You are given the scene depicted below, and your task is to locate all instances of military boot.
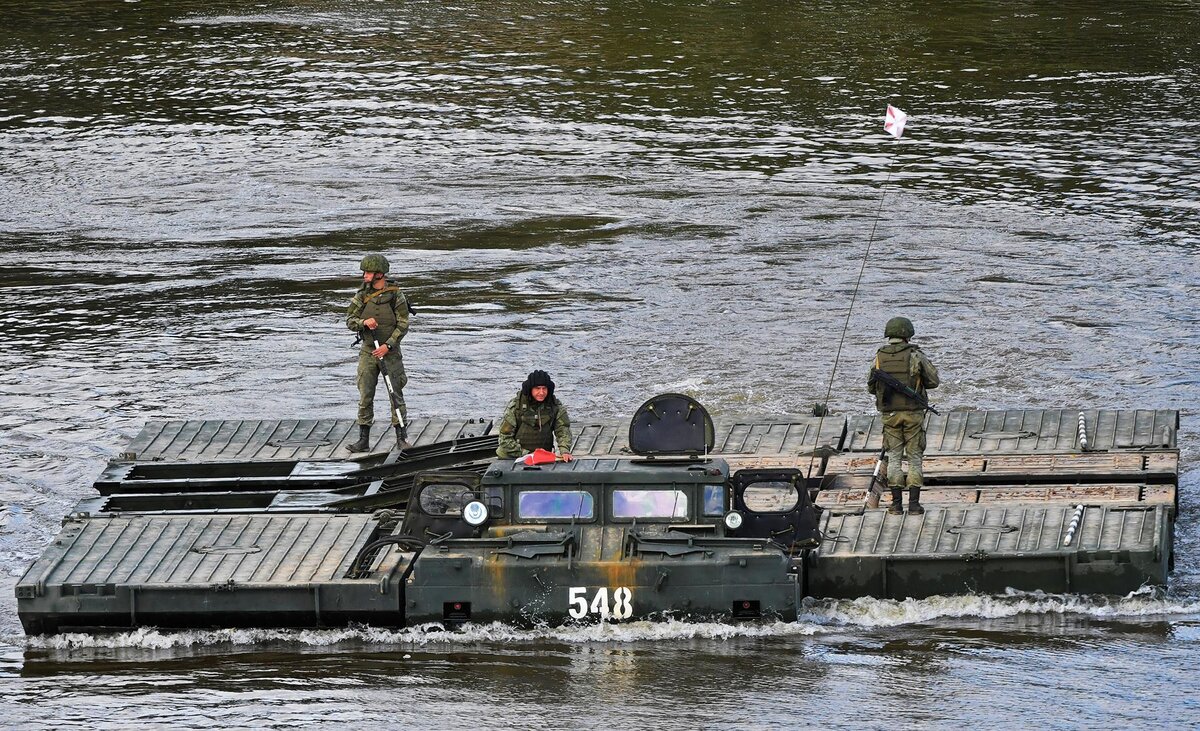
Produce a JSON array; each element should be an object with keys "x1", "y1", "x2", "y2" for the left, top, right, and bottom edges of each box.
[
  {"x1": 395, "y1": 424, "x2": 411, "y2": 451},
  {"x1": 888, "y1": 488, "x2": 904, "y2": 515},
  {"x1": 347, "y1": 424, "x2": 371, "y2": 452},
  {"x1": 908, "y1": 487, "x2": 925, "y2": 515}
]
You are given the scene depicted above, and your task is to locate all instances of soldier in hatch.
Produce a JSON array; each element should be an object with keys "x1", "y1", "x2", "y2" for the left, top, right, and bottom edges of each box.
[
  {"x1": 496, "y1": 370, "x2": 574, "y2": 461},
  {"x1": 346, "y1": 254, "x2": 410, "y2": 452},
  {"x1": 867, "y1": 317, "x2": 940, "y2": 515}
]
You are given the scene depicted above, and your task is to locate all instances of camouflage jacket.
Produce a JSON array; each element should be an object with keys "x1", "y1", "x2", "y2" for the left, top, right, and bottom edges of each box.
[
  {"x1": 867, "y1": 340, "x2": 940, "y2": 412},
  {"x1": 496, "y1": 394, "x2": 573, "y2": 458},
  {"x1": 346, "y1": 281, "x2": 409, "y2": 351}
]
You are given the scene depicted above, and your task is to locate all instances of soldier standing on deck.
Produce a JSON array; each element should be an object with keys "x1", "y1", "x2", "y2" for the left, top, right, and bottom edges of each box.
[
  {"x1": 346, "y1": 254, "x2": 410, "y2": 452},
  {"x1": 496, "y1": 370, "x2": 574, "y2": 461},
  {"x1": 867, "y1": 317, "x2": 940, "y2": 515}
]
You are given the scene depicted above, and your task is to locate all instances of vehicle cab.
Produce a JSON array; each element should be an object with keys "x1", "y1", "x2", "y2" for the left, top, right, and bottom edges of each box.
[{"x1": 396, "y1": 394, "x2": 806, "y2": 625}]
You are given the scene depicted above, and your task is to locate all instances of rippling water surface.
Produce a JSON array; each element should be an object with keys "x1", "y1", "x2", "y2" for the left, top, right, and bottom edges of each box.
[{"x1": 1, "y1": 1, "x2": 1199, "y2": 728}]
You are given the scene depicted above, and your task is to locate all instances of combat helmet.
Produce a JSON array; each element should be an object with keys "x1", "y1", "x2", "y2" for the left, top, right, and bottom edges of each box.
[
  {"x1": 360, "y1": 253, "x2": 390, "y2": 275},
  {"x1": 884, "y1": 316, "x2": 915, "y2": 340}
]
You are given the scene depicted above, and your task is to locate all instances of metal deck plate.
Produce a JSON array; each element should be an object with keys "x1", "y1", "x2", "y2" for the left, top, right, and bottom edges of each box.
[
  {"x1": 121, "y1": 410, "x2": 1178, "y2": 462},
  {"x1": 808, "y1": 503, "x2": 1170, "y2": 598},
  {"x1": 122, "y1": 417, "x2": 492, "y2": 462},
  {"x1": 572, "y1": 417, "x2": 848, "y2": 457},
  {"x1": 816, "y1": 483, "x2": 1177, "y2": 511},
  {"x1": 818, "y1": 504, "x2": 1164, "y2": 558},
  {"x1": 845, "y1": 409, "x2": 1178, "y2": 454},
  {"x1": 18, "y1": 513, "x2": 405, "y2": 593},
  {"x1": 822, "y1": 451, "x2": 1180, "y2": 486}
]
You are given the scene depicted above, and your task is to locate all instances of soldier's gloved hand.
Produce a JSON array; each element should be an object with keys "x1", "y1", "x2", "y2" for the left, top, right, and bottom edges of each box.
[
  {"x1": 363, "y1": 318, "x2": 378, "y2": 329},
  {"x1": 372, "y1": 343, "x2": 389, "y2": 358}
]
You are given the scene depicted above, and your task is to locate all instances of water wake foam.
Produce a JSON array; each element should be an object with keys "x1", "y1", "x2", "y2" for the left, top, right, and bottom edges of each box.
[
  {"x1": 22, "y1": 618, "x2": 822, "y2": 651},
  {"x1": 19, "y1": 591, "x2": 1200, "y2": 651},
  {"x1": 802, "y1": 589, "x2": 1200, "y2": 627}
]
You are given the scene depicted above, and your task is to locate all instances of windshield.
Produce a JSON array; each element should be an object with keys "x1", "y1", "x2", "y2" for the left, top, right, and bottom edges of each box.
[
  {"x1": 518, "y1": 490, "x2": 594, "y2": 520},
  {"x1": 612, "y1": 489, "x2": 689, "y2": 519}
]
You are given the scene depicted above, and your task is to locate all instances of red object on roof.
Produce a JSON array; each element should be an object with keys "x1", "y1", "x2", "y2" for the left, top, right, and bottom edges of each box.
[{"x1": 519, "y1": 448, "x2": 558, "y2": 466}]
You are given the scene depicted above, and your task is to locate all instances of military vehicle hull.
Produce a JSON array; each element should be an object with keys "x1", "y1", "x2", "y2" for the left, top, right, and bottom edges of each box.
[
  {"x1": 16, "y1": 517, "x2": 800, "y2": 634},
  {"x1": 16, "y1": 408, "x2": 1181, "y2": 635},
  {"x1": 404, "y1": 544, "x2": 799, "y2": 625}
]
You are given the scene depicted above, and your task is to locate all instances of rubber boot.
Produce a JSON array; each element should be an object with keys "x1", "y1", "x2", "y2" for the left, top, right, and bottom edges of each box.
[
  {"x1": 395, "y1": 424, "x2": 411, "y2": 451},
  {"x1": 888, "y1": 488, "x2": 904, "y2": 515},
  {"x1": 347, "y1": 424, "x2": 371, "y2": 452},
  {"x1": 908, "y1": 487, "x2": 925, "y2": 515}
]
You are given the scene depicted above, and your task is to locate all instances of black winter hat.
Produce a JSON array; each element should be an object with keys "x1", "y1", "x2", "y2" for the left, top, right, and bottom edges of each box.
[{"x1": 521, "y1": 370, "x2": 555, "y2": 400}]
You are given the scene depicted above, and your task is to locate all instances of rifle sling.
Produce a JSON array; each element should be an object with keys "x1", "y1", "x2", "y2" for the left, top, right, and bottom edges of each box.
[{"x1": 363, "y1": 286, "x2": 400, "y2": 303}]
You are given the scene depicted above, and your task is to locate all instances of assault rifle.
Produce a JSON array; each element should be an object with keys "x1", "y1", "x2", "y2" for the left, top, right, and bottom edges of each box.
[
  {"x1": 869, "y1": 368, "x2": 939, "y2": 415},
  {"x1": 364, "y1": 327, "x2": 408, "y2": 441}
]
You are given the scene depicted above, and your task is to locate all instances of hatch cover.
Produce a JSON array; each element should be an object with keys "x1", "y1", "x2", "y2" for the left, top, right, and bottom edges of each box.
[{"x1": 628, "y1": 393, "x2": 715, "y2": 457}]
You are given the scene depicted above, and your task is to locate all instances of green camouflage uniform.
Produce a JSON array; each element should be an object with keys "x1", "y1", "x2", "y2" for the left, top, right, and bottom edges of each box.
[
  {"x1": 867, "y1": 340, "x2": 940, "y2": 488},
  {"x1": 496, "y1": 393, "x2": 573, "y2": 458},
  {"x1": 346, "y1": 282, "x2": 409, "y2": 426}
]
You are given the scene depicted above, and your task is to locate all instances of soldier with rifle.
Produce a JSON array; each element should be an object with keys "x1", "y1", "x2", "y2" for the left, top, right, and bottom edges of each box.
[
  {"x1": 346, "y1": 253, "x2": 411, "y2": 452},
  {"x1": 867, "y1": 316, "x2": 940, "y2": 515}
]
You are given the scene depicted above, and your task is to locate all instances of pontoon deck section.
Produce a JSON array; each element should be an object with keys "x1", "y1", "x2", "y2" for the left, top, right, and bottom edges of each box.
[{"x1": 16, "y1": 409, "x2": 1179, "y2": 633}]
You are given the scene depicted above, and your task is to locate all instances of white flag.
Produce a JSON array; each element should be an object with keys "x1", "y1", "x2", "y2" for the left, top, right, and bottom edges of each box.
[{"x1": 884, "y1": 105, "x2": 908, "y2": 139}]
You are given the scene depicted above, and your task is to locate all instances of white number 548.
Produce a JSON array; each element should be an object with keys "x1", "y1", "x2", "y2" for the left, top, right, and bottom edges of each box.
[{"x1": 568, "y1": 586, "x2": 633, "y2": 620}]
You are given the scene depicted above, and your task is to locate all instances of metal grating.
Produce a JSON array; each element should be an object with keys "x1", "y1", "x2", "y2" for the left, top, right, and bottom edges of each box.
[
  {"x1": 714, "y1": 418, "x2": 847, "y2": 455},
  {"x1": 572, "y1": 418, "x2": 848, "y2": 457},
  {"x1": 571, "y1": 422, "x2": 628, "y2": 456},
  {"x1": 818, "y1": 504, "x2": 1163, "y2": 557},
  {"x1": 123, "y1": 418, "x2": 493, "y2": 462},
  {"x1": 121, "y1": 410, "x2": 1177, "y2": 463},
  {"x1": 844, "y1": 409, "x2": 1178, "y2": 454},
  {"x1": 20, "y1": 514, "x2": 404, "y2": 590}
]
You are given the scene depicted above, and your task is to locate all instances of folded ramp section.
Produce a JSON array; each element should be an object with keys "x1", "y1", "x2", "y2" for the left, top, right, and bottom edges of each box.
[
  {"x1": 16, "y1": 513, "x2": 412, "y2": 634},
  {"x1": 826, "y1": 409, "x2": 1180, "y2": 513},
  {"x1": 122, "y1": 417, "x2": 493, "y2": 463},
  {"x1": 844, "y1": 409, "x2": 1178, "y2": 454},
  {"x1": 807, "y1": 503, "x2": 1169, "y2": 599}
]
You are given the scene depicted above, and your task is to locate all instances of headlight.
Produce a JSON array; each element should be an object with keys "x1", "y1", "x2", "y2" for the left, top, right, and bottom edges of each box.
[
  {"x1": 723, "y1": 511, "x2": 743, "y2": 530},
  {"x1": 463, "y1": 500, "x2": 489, "y2": 526}
]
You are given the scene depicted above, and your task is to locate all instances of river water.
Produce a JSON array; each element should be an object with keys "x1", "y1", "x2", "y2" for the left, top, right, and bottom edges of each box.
[{"x1": 1, "y1": 1, "x2": 1198, "y2": 728}]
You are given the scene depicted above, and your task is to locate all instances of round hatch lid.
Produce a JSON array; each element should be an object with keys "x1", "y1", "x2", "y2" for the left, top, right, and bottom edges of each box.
[{"x1": 628, "y1": 393, "x2": 715, "y2": 457}]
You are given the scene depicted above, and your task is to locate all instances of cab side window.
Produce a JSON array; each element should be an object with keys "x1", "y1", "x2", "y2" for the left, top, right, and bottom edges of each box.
[
  {"x1": 702, "y1": 485, "x2": 726, "y2": 516},
  {"x1": 418, "y1": 483, "x2": 473, "y2": 516},
  {"x1": 742, "y1": 481, "x2": 799, "y2": 513}
]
